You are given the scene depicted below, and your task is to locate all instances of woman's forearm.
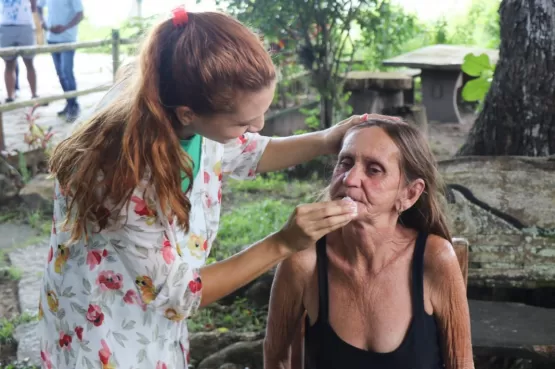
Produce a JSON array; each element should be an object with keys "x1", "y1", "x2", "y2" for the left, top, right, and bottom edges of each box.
[
  {"x1": 256, "y1": 131, "x2": 329, "y2": 173},
  {"x1": 199, "y1": 232, "x2": 290, "y2": 307}
]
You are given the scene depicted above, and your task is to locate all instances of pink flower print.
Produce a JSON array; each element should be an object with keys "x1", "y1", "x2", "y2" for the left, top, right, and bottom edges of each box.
[
  {"x1": 156, "y1": 361, "x2": 168, "y2": 369},
  {"x1": 86, "y1": 304, "x2": 105, "y2": 327},
  {"x1": 203, "y1": 193, "x2": 213, "y2": 208},
  {"x1": 58, "y1": 331, "x2": 72, "y2": 350},
  {"x1": 188, "y1": 272, "x2": 202, "y2": 294},
  {"x1": 86, "y1": 249, "x2": 108, "y2": 270},
  {"x1": 96, "y1": 270, "x2": 123, "y2": 291},
  {"x1": 130, "y1": 196, "x2": 157, "y2": 225},
  {"x1": 47, "y1": 246, "x2": 53, "y2": 263},
  {"x1": 99, "y1": 339, "x2": 113, "y2": 367},
  {"x1": 74, "y1": 326, "x2": 83, "y2": 341},
  {"x1": 218, "y1": 187, "x2": 222, "y2": 203},
  {"x1": 244, "y1": 140, "x2": 258, "y2": 153},
  {"x1": 40, "y1": 350, "x2": 52, "y2": 369},
  {"x1": 238, "y1": 135, "x2": 247, "y2": 145},
  {"x1": 162, "y1": 238, "x2": 175, "y2": 264},
  {"x1": 204, "y1": 171, "x2": 210, "y2": 184},
  {"x1": 248, "y1": 169, "x2": 256, "y2": 177},
  {"x1": 123, "y1": 289, "x2": 146, "y2": 311}
]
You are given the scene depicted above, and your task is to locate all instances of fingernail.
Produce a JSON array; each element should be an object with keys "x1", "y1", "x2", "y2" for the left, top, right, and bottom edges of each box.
[{"x1": 361, "y1": 113, "x2": 368, "y2": 121}]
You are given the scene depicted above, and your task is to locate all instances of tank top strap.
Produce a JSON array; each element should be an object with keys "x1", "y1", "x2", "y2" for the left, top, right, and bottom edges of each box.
[
  {"x1": 411, "y1": 232, "x2": 429, "y2": 317},
  {"x1": 315, "y1": 236, "x2": 329, "y2": 323}
]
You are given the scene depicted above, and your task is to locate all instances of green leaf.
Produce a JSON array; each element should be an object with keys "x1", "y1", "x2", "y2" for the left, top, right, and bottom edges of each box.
[
  {"x1": 462, "y1": 78, "x2": 491, "y2": 102},
  {"x1": 461, "y1": 53, "x2": 491, "y2": 77}
]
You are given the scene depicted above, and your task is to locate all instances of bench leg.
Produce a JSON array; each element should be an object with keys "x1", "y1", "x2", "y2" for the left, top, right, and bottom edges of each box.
[{"x1": 420, "y1": 69, "x2": 462, "y2": 123}]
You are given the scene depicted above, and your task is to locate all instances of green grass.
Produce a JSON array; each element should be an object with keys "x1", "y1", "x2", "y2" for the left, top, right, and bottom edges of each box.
[
  {"x1": 188, "y1": 298, "x2": 267, "y2": 334},
  {"x1": 0, "y1": 362, "x2": 39, "y2": 369},
  {"x1": 212, "y1": 199, "x2": 295, "y2": 261},
  {"x1": 0, "y1": 314, "x2": 37, "y2": 346}
]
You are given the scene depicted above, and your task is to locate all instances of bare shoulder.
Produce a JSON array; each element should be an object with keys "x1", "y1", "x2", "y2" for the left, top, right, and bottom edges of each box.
[
  {"x1": 277, "y1": 246, "x2": 317, "y2": 285},
  {"x1": 423, "y1": 234, "x2": 462, "y2": 284}
]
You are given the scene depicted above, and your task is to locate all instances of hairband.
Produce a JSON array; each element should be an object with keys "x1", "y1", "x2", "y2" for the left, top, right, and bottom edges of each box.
[{"x1": 172, "y1": 6, "x2": 189, "y2": 26}]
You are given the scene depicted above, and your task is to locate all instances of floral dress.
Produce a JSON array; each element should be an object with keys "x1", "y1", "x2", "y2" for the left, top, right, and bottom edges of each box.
[{"x1": 37, "y1": 133, "x2": 270, "y2": 369}]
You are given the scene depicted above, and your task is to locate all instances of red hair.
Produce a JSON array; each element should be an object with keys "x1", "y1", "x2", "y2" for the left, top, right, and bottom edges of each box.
[{"x1": 49, "y1": 12, "x2": 276, "y2": 242}]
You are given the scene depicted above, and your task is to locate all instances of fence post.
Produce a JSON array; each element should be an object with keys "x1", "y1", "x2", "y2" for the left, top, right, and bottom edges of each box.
[{"x1": 111, "y1": 29, "x2": 120, "y2": 82}]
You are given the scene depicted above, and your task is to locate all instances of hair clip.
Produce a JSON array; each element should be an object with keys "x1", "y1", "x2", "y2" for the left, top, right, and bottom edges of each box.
[{"x1": 172, "y1": 6, "x2": 189, "y2": 27}]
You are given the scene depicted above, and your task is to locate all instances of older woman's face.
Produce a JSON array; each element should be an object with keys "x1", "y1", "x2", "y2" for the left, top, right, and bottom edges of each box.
[{"x1": 330, "y1": 126, "x2": 403, "y2": 220}]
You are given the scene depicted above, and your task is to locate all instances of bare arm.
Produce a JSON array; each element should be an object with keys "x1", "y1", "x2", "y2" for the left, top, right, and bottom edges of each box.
[
  {"x1": 37, "y1": 6, "x2": 46, "y2": 28},
  {"x1": 200, "y1": 200, "x2": 356, "y2": 307},
  {"x1": 427, "y1": 237, "x2": 474, "y2": 369},
  {"x1": 264, "y1": 257, "x2": 306, "y2": 369},
  {"x1": 256, "y1": 131, "x2": 329, "y2": 173},
  {"x1": 200, "y1": 232, "x2": 289, "y2": 307},
  {"x1": 63, "y1": 11, "x2": 83, "y2": 30},
  {"x1": 256, "y1": 114, "x2": 398, "y2": 173}
]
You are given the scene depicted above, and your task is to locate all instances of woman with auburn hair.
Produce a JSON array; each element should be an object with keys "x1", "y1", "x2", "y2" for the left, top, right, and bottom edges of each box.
[
  {"x1": 37, "y1": 7, "x2": 383, "y2": 369},
  {"x1": 264, "y1": 118, "x2": 474, "y2": 369}
]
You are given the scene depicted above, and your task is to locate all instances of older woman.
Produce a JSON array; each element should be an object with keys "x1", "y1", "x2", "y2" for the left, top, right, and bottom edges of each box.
[{"x1": 264, "y1": 118, "x2": 474, "y2": 369}]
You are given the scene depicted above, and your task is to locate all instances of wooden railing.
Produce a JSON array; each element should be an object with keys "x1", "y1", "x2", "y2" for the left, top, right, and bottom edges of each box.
[{"x1": 0, "y1": 30, "x2": 137, "y2": 151}]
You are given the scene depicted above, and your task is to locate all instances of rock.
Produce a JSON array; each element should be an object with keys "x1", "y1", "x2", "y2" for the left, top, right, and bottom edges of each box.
[
  {"x1": 198, "y1": 340, "x2": 264, "y2": 369},
  {"x1": 244, "y1": 270, "x2": 275, "y2": 308},
  {"x1": 190, "y1": 330, "x2": 264, "y2": 364},
  {"x1": 218, "y1": 364, "x2": 243, "y2": 369},
  {"x1": 219, "y1": 269, "x2": 275, "y2": 307},
  {"x1": 0, "y1": 155, "x2": 24, "y2": 203},
  {"x1": 439, "y1": 156, "x2": 555, "y2": 288},
  {"x1": 13, "y1": 321, "x2": 40, "y2": 365},
  {"x1": 18, "y1": 173, "x2": 54, "y2": 213},
  {"x1": 439, "y1": 156, "x2": 555, "y2": 229}
]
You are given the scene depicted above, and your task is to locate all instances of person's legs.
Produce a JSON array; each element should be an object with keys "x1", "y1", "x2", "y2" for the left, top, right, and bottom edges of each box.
[
  {"x1": 15, "y1": 60, "x2": 19, "y2": 92},
  {"x1": 3, "y1": 58, "x2": 17, "y2": 101},
  {"x1": 22, "y1": 57, "x2": 37, "y2": 97},
  {"x1": 0, "y1": 26, "x2": 18, "y2": 101},
  {"x1": 49, "y1": 42, "x2": 69, "y2": 116},
  {"x1": 60, "y1": 50, "x2": 79, "y2": 122},
  {"x1": 20, "y1": 25, "x2": 37, "y2": 97}
]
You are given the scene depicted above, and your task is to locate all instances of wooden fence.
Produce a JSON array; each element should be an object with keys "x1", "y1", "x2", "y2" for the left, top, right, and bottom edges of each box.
[{"x1": 0, "y1": 30, "x2": 136, "y2": 151}]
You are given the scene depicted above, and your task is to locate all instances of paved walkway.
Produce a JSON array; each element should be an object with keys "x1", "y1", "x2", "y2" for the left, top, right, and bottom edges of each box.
[
  {"x1": 0, "y1": 221, "x2": 48, "y2": 364},
  {"x1": 0, "y1": 52, "x2": 114, "y2": 153}
]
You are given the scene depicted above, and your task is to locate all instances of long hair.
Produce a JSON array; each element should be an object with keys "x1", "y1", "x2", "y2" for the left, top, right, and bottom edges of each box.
[
  {"x1": 344, "y1": 118, "x2": 452, "y2": 241},
  {"x1": 49, "y1": 12, "x2": 276, "y2": 242}
]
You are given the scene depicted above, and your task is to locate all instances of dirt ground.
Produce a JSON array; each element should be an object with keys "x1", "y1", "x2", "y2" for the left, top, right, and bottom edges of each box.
[{"x1": 427, "y1": 113, "x2": 475, "y2": 161}]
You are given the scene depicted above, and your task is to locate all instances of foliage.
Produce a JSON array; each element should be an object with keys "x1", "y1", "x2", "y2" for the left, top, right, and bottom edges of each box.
[
  {"x1": 460, "y1": 53, "x2": 496, "y2": 108},
  {"x1": 0, "y1": 360, "x2": 38, "y2": 369},
  {"x1": 0, "y1": 314, "x2": 37, "y2": 345},
  {"x1": 22, "y1": 106, "x2": 54, "y2": 154},
  {"x1": 446, "y1": 0, "x2": 501, "y2": 48},
  {"x1": 357, "y1": 3, "x2": 422, "y2": 71},
  {"x1": 216, "y1": 0, "x2": 399, "y2": 129},
  {"x1": 211, "y1": 198, "x2": 294, "y2": 261},
  {"x1": 209, "y1": 173, "x2": 322, "y2": 262},
  {"x1": 188, "y1": 298, "x2": 267, "y2": 333}
]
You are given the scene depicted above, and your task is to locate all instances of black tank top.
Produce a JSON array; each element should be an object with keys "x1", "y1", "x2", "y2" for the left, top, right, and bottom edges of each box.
[{"x1": 304, "y1": 232, "x2": 445, "y2": 369}]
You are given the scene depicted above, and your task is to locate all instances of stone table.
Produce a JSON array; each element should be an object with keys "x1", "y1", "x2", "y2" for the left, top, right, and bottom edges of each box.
[
  {"x1": 342, "y1": 70, "x2": 416, "y2": 115},
  {"x1": 383, "y1": 44, "x2": 499, "y2": 123}
]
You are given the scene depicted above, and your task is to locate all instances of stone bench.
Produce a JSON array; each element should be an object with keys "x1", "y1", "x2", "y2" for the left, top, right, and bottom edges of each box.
[{"x1": 342, "y1": 70, "x2": 419, "y2": 115}]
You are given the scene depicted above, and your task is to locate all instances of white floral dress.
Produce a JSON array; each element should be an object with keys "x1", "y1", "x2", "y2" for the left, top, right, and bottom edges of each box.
[{"x1": 37, "y1": 133, "x2": 270, "y2": 369}]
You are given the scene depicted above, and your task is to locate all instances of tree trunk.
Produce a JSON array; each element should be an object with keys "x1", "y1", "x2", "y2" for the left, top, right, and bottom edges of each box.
[
  {"x1": 458, "y1": 0, "x2": 555, "y2": 156},
  {"x1": 320, "y1": 97, "x2": 334, "y2": 129}
]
